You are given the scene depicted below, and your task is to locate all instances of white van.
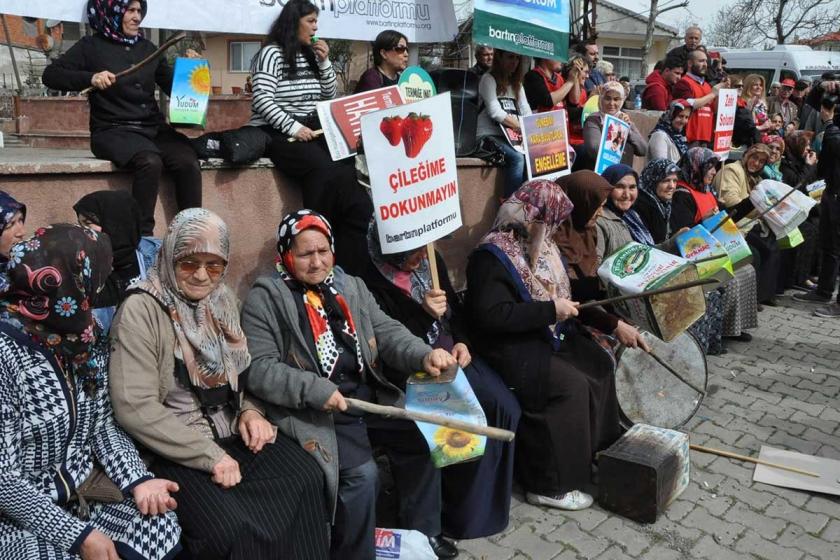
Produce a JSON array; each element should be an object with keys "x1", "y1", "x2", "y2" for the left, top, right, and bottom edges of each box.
[{"x1": 708, "y1": 45, "x2": 840, "y2": 89}]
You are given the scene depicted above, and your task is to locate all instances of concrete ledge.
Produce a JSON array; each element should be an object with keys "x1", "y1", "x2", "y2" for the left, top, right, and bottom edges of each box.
[{"x1": 0, "y1": 148, "x2": 502, "y2": 299}]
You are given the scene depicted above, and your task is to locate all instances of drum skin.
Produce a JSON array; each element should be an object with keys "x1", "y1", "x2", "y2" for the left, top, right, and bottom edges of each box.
[{"x1": 615, "y1": 331, "x2": 708, "y2": 429}]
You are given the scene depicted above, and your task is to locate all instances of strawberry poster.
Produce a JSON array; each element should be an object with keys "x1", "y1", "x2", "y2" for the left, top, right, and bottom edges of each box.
[
  {"x1": 521, "y1": 109, "x2": 571, "y2": 180},
  {"x1": 713, "y1": 89, "x2": 738, "y2": 160},
  {"x1": 317, "y1": 86, "x2": 404, "y2": 161},
  {"x1": 360, "y1": 92, "x2": 463, "y2": 255}
]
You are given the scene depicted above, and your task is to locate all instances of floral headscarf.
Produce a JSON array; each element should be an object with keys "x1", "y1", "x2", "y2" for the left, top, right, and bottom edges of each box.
[
  {"x1": 134, "y1": 208, "x2": 250, "y2": 391},
  {"x1": 761, "y1": 134, "x2": 785, "y2": 181},
  {"x1": 601, "y1": 164, "x2": 654, "y2": 246},
  {"x1": 275, "y1": 210, "x2": 364, "y2": 379},
  {"x1": 597, "y1": 81, "x2": 627, "y2": 115},
  {"x1": 652, "y1": 99, "x2": 690, "y2": 158},
  {"x1": 478, "y1": 179, "x2": 574, "y2": 349},
  {"x1": 678, "y1": 147, "x2": 721, "y2": 194},
  {"x1": 0, "y1": 224, "x2": 112, "y2": 391},
  {"x1": 639, "y1": 158, "x2": 681, "y2": 227},
  {"x1": 554, "y1": 170, "x2": 613, "y2": 279},
  {"x1": 0, "y1": 191, "x2": 26, "y2": 294},
  {"x1": 87, "y1": 0, "x2": 147, "y2": 45}
]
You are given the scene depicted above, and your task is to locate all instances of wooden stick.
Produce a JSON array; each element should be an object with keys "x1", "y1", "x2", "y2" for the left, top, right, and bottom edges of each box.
[
  {"x1": 345, "y1": 398, "x2": 515, "y2": 442},
  {"x1": 577, "y1": 277, "x2": 719, "y2": 310},
  {"x1": 287, "y1": 129, "x2": 325, "y2": 143},
  {"x1": 426, "y1": 242, "x2": 441, "y2": 290},
  {"x1": 646, "y1": 349, "x2": 706, "y2": 395},
  {"x1": 689, "y1": 444, "x2": 820, "y2": 478},
  {"x1": 736, "y1": 186, "x2": 799, "y2": 232},
  {"x1": 80, "y1": 31, "x2": 187, "y2": 95}
]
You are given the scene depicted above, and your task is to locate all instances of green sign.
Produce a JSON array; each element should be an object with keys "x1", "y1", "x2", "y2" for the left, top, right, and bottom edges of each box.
[
  {"x1": 473, "y1": 0, "x2": 570, "y2": 60},
  {"x1": 398, "y1": 66, "x2": 436, "y2": 104}
]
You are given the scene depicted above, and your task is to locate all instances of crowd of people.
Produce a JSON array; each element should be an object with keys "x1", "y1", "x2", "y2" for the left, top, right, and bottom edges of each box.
[{"x1": 3, "y1": 0, "x2": 840, "y2": 559}]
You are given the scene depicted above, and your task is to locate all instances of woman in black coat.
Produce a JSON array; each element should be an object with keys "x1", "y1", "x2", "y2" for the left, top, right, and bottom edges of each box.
[
  {"x1": 43, "y1": 0, "x2": 201, "y2": 236},
  {"x1": 362, "y1": 224, "x2": 520, "y2": 539}
]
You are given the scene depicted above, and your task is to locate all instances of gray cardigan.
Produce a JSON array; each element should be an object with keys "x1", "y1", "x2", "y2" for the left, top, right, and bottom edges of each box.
[
  {"x1": 583, "y1": 112, "x2": 648, "y2": 165},
  {"x1": 240, "y1": 267, "x2": 432, "y2": 516}
]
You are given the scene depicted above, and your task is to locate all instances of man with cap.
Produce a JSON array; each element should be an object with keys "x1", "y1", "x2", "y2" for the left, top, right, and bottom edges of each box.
[{"x1": 768, "y1": 78, "x2": 799, "y2": 127}]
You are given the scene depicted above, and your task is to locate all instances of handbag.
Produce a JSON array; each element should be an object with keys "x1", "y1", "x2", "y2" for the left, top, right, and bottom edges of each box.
[{"x1": 70, "y1": 465, "x2": 123, "y2": 520}]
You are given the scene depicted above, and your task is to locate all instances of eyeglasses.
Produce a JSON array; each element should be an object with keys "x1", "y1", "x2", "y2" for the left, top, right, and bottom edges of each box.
[
  {"x1": 176, "y1": 259, "x2": 226, "y2": 278},
  {"x1": 389, "y1": 46, "x2": 408, "y2": 54}
]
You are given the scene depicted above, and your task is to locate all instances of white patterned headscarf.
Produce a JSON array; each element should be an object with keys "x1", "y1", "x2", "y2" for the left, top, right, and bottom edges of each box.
[{"x1": 134, "y1": 208, "x2": 250, "y2": 390}]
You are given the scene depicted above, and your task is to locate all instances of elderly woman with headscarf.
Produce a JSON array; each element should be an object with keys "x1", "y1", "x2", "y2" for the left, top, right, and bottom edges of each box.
[
  {"x1": 761, "y1": 134, "x2": 785, "y2": 182},
  {"x1": 634, "y1": 159, "x2": 681, "y2": 243},
  {"x1": 466, "y1": 179, "x2": 625, "y2": 512},
  {"x1": 0, "y1": 224, "x2": 181, "y2": 560},
  {"x1": 648, "y1": 100, "x2": 691, "y2": 163},
  {"x1": 714, "y1": 143, "x2": 781, "y2": 305},
  {"x1": 110, "y1": 208, "x2": 329, "y2": 559},
  {"x1": 241, "y1": 210, "x2": 459, "y2": 560},
  {"x1": 578, "y1": 82, "x2": 648, "y2": 170},
  {"x1": 361, "y1": 222, "x2": 520, "y2": 540},
  {"x1": 0, "y1": 191, "x2": 26, "y2": 294},
  {"x1": 598, "y1": 163, "x2": 726, "y2": 354},
  {"x1": 43, "y1": 1, "x2": 202, "y2": 237}
]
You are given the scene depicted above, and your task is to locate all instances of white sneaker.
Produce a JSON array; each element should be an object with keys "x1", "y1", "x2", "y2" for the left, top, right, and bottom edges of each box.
[{"x1": 526, "y1": 490, "x2": 594, "y2": 511}]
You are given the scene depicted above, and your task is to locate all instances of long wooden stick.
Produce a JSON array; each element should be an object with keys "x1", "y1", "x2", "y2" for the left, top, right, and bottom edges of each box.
[
  {"x1": 689, "y1": 444, "x2": 820, "y2": 478},
  {"x1": 426, "y1": 242, "x2": 441, "y2": 290},
  {"x1": 578, "y1": 277, "x2": 719, "y2": 310},
  {"x1": 80, "y1": 31, "x2": 187, "y2": 95},
  {"x1": 287, "y1": 129, "x2": 325, "y2": 143},
  {"x1": 735, "y1": 186, "x2": 799, "y2": 232},
  {"x1": 646, "y1": 349, "x2": 706, "y2": 395},
  {"x1": 345, "y1": 398, "x2": 515, "y2": 442}
]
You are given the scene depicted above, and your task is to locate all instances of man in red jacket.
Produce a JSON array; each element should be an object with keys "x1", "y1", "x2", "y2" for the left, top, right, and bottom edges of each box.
[
  {"x1": 642, "y1": 54, "x2": 684, "y2": 110},
  {"x1": 672, "y1": 49, "x2": 724, "y2": 146}
]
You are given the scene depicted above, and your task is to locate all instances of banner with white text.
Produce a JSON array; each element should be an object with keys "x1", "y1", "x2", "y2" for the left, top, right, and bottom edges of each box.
[
  {"x1": 713, "y1": 88, "x2": 738, "y2": 160},
  {"x1": 361, "y1": 92, "x2": 462, "y2": 254},
  {"x1": 0, "y1": 0, "x2": 458, "y2": 42},
  {"x1": 473, "y1": 0, "x2": 570, "y2": 60},
  {"x1": 521, "y1": 109, "x2": 570, "y2": 180}
]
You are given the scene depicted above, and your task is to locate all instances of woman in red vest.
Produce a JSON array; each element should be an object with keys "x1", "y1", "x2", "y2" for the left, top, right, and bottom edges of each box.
[{"x1": 670, "y1": 147, "x2": 721, "y2": 229}]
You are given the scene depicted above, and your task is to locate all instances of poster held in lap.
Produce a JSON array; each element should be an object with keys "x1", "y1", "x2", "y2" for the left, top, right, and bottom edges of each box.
[
  {"x1": 361, "y1": 92, "x2": 462, "y2": 254},
  {"x1": 318, "y1": 86, "x2": 404, "y2": 161},
  {"x1": 168, "y1": 58, "x2": 210, "y2": 126},
  {"x1": 594, "y1": 114, "x2": 630, "y2": 175}
]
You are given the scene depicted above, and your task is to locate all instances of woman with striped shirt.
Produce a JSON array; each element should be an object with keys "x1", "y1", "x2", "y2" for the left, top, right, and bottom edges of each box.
[{"x1": 249, "y1": 0, "x2": 374, "y2": 275}]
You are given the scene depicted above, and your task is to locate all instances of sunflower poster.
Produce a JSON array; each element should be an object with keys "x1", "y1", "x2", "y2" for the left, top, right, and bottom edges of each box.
[
  {"x1": 405, "y1": 368, "x2": 487, "y2": 468},
  {"x1": 169, "y1": 58, "x2": 211, "y2": 126}
]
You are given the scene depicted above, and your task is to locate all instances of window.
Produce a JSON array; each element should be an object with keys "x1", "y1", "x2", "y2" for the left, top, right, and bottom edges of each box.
[
  {"x1": 229, "y1": 41, "x2": 261, "y2": 73},
  {"x1": 602, "y1": 46, "x2": 644, "y2": 81}
]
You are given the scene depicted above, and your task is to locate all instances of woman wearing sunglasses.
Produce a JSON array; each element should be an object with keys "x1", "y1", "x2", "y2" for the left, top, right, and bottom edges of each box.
[
  {"x1": 355, "y1": 30, "x2": 409, "y2": 93},
  {"x1": 109, "y1": 208, "x2": 330, "y2": 559}
]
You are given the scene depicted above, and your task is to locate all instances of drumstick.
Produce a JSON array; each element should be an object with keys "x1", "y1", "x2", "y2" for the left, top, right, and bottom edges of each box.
[
  {"x1": 577, "y1": 278, "x2": 719, "y2": 310},
  {"x1": 345, "y1": 398, "x2": 515, "y2": 442},
  {"x1": 645, "y1": 349, "x2": 706, "y2": 395},
  {"x1": 287, "y1": 129, "x2": 325, "y2": 143},
  {"x1": 80, "y1": 32, "x2": 187, "y2": 95},
  {"x1": 689, "y1": 444, "x2": 820, "y2": 478}
]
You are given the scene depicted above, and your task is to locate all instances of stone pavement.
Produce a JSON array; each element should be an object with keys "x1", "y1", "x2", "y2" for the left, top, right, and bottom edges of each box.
[{"x1": 456, "y1": 292, "x2": 840, "y2": 560}]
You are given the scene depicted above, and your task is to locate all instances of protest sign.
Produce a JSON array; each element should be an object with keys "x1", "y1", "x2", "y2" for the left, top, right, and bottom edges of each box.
[
  {"x1": 168, "y1": 58, "x2": 210, "y2": 126},
  {"x1": 521, "y1": 109, "x2": 571, "y2": 180},
  {"x1": 594, "y1": 114, "x2": 630, "y2": 175},
  {"x1": 361, "y1": 92, "x2": 462, "y2": 255},
  {"x1": 702, "y1": 210, "x2": 753, "y2": 267},
  {"x1": 473, "y1": 0, "x2": 570, "y2": 60},
  {"x1": 398, "y1": 66, "x2": 436, "y2": 104},
  {"x1": 406, "y1": 368, "x2": 487, "y2": 468},
  {"x1": 317, "y1": 86, "x2": 403, "y2": 161},
  {"x1": 2, "y1": 0, "x2": 457, "y2": 42},
  {"x1": 675, "y1": 225, "x2": 733, "y2": 282},
  {"x1": 713, "y1": 88, "x2": 738, "y2": 160}
]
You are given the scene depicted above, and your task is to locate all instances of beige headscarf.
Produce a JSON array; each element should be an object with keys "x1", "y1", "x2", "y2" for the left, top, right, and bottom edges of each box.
[{"x1": 134, "y1": 208, "x2": 250, "y2": 391}]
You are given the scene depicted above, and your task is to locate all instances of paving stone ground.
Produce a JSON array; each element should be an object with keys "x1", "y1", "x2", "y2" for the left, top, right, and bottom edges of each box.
[{"x1": 456, "y1": 292, "x2": 840, "y2": 560}]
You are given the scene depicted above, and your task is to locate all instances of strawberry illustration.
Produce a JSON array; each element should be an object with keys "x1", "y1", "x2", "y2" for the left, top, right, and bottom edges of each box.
[
  {"x1": 380, "y1": 116, "x2": 404, "y2": 146},
  {"x1": 401, "y1": 113, "x2": 433, "y2": 158}
]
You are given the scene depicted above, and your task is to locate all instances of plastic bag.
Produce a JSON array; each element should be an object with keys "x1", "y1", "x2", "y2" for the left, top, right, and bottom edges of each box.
[{"x1": 375, "y1": 528, "x2": 437, "y2": 560}]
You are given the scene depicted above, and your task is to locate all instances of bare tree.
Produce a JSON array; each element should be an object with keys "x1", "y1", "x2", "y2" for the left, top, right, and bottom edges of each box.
[
  {"x1": 716, "y1": 0, "x2": 837, "y2": 45},
  {"x1": 707, "y1": 5, "x2": 754, "y2": 47},
  {"x1": 641, "y1": 0, "x2": 688, "y2": 74}
]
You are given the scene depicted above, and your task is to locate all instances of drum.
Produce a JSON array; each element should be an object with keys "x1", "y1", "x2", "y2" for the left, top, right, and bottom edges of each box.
[{"x1": 615, "y1": 331, "x2": 707, "y2": 429}]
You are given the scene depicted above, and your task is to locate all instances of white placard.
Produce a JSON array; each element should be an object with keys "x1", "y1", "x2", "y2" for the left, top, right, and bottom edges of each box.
[
  {"x1": 0, "y1": 0, "x2": 458, "y2": 42},
  {"x1": 713, "y1": 88, "x2": 738, "y2": 160},
  {"x1": 361, "y1": 92, "x2": 462, "y2": 254}
]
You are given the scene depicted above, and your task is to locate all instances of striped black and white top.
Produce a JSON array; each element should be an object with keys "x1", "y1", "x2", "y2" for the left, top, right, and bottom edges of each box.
[{"x1": 248, "y1": 44, "x2": 337, "y2": 137}]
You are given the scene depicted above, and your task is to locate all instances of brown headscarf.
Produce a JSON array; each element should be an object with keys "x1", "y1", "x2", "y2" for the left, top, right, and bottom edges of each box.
[
  {"x1": 740, "y1": 143, "x2": 772, "y2": 189},
  {"x1": 553, "y1": 170, "x2": 612, "y2": 279}
]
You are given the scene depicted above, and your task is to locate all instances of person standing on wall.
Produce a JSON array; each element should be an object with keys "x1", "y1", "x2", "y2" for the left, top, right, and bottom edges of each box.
[{"x1": 43, "y1": 0, "x2": 202, "y2": 236}]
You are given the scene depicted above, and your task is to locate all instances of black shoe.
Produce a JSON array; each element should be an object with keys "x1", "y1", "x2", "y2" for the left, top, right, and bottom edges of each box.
[
  {"x1": 762, "y1": 298, "x2": 779, "y2": 307},
  {"x1": 428, "y1": 535, "x2": 458, "y2": 559},
  {"x1": 793, "y1": 291, "x2": 832, "y2": 303}
]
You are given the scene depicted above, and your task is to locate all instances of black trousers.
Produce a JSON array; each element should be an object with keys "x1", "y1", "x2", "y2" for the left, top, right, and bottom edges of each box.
[
  {"x1": 91, "y1": 124, "x2": 203, "y2": 235},
  {"x1": 262, "y1": 128, "x2": 374, "y2": 276},
  {"x1": 817, "y1": 191, "x2": 840, "y2": 302},
  {"x1": 151, "y1": 435, "x2": 329, "y2": 560}
]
